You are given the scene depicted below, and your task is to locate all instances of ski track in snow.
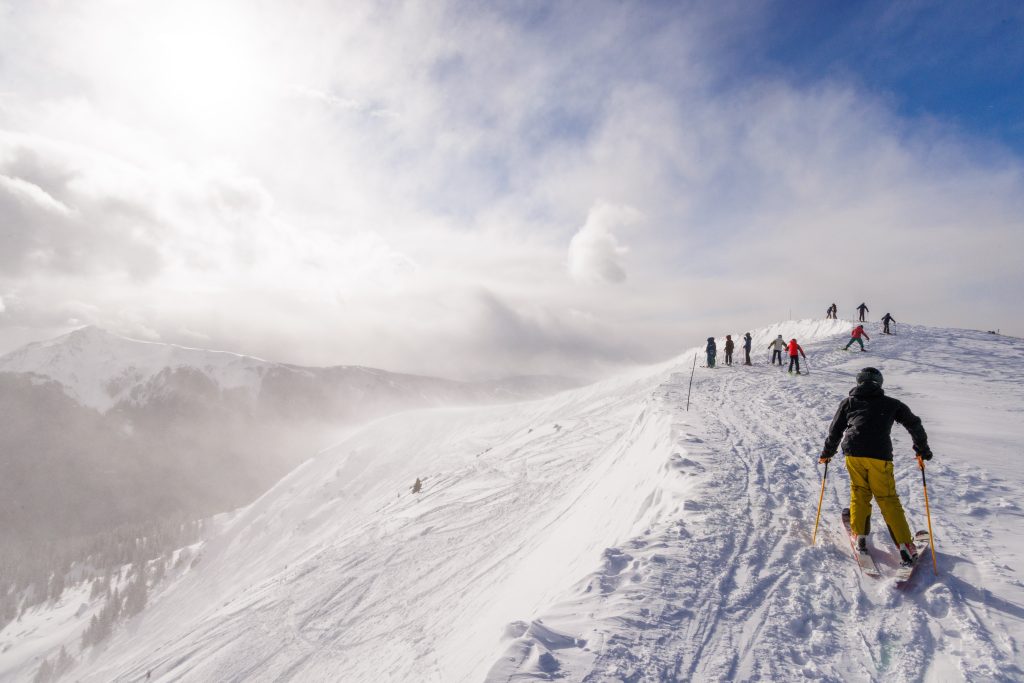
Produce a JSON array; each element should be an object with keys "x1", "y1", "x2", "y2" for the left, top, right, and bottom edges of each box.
[
  {"x1": 493, "y1": 325, "x2": 1024, "y2": 682},
  {"x1": 14, "y1": 322, "x2": 1024, "y2": 683}
]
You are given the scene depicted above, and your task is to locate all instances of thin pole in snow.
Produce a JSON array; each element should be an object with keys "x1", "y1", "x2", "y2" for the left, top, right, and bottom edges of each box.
[
  {"x1": 917, "y1": 455, "x2": 939, "y2": 575},
  {"x1": 812, "y1": 459, "x2": 829, "y2": 546},
  {"x1": 685, "y1": 353, "x2": 697, "y2": 411}
]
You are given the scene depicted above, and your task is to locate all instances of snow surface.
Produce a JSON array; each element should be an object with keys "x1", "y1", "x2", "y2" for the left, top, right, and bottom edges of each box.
[{"x1": 6, "y1": 319, "x2": 1024, "y2": 682}]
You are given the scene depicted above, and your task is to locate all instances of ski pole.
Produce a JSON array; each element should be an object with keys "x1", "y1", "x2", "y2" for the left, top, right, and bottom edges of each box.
[
  {"x1": 917, "y1": 455, "x2": 938, "y2": 575},
  {"x1": 685, "y1": 353, "x2": 697, "y2": 411},
  {"x1": 811, "y1": 459, "x2": 828, "y2": 545}
]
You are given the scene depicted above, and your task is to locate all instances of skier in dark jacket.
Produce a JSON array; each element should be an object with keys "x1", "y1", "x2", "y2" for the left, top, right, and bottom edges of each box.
[
  {"x1": 857, "y1": 302, "x2": 869, "y2": 322},
  {"x1": 826, "y1": 303, "x2": 837, "y2": 319},
  {"x1": 819, "y1": 367, "x2": 932, "y2": 564},
  {"x1": 743, "y1": 333, "x2": 752, "y2": 365},
  {"x1": 881, "y1": 313, "x2": 896, "y2": 335},
  {"x1": 705, "y1": 337, "x2": 717, "y2": 368},
  {"x1": 724, "y1": 335, "x2": 735, "y2": 366},
  {"x1": 844, "y1": 325, "x2": 869, "y2": 351}
]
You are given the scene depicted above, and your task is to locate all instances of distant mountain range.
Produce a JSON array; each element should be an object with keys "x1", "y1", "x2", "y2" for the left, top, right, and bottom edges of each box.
[{"x1": 0, "y1": 327, "x2": 580, "y2": 547}]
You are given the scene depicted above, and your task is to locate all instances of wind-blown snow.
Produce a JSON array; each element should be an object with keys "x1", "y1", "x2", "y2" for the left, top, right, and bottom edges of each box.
[{"x1": 6, "y1": 319, "x2": 1024, "y2": 682}]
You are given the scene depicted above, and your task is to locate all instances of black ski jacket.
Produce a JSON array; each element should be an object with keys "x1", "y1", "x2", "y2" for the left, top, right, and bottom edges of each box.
[{"x1": 822, "y1": 384, "x2": 931, "y2": 461}]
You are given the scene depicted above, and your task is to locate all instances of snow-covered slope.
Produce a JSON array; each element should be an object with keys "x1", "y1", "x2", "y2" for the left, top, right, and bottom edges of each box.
[{"x1": 8, "y1": 319, "x2": 1024, "y2": 682}]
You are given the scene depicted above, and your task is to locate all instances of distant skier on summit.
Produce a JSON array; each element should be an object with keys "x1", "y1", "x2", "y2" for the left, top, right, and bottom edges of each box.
[
  {"x1": 843, "y1": 325, "x2": 870, "y2": 351},
  {"x1": 857, "y1": 302, "x2": 869, "y2": 322},
  {"x1": 826, "y1": 303, "x2": 837, "y2": 319},
  {"x1": 881, "y1": 313, "x2": 896, "y2": 335},
  {"x1": 705, "y1": 337, "x2": 717, "y2": 368},
  {"x1": 768, "y1": 335, "x2": 786, "y2": 366},
  {"x1": 724, "y1": 335, "x2": 735, "y2": 366},
  {"x1": 819, "y1": 367, "x2": 933, "y2": 565},
  {"x1": 743, "y1": 333, "x2": 753, "y2": 365}
]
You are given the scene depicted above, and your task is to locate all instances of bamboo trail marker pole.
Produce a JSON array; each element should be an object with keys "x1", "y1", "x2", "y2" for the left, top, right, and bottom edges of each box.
[
  {"x1": 685, "y1": 354, "x2": 697, "y2": 411},
  {"x1": 812, "y1": 459, "x2": 829, "y2": 545},
  {"x1": 918, "y1": 455, "x2": 939, "y2": 575}
]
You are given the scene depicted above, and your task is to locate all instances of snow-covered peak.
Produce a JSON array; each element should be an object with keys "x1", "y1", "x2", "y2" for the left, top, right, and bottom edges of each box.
[{"x1": 0, "y1": 326, "x2": 272, "y2": 412}]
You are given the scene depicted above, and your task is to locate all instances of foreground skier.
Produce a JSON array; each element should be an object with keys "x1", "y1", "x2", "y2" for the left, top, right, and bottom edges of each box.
[{"x1": 819, "y1": 367, "x2": 932, "y2": 565}]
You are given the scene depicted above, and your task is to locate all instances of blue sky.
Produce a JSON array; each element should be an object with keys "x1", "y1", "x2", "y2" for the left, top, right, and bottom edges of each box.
[
  {"x1": 736, "y1": 2, "x2": 1024, "y2": 155},
  {"x1": 0, "y1": 1, "x2": 1021, "y2": 378}
]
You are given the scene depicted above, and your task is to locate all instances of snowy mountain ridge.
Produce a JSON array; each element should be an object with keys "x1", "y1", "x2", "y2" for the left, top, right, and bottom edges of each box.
[
  {"x1": 0, "y1": 326, "x2": 574, "y2": 414},
  {"x1": 5, "y1": 319, "x2": 1024, "y2": 682}
]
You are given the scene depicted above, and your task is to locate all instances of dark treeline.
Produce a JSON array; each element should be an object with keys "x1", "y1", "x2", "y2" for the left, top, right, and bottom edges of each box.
[{"x1": 0, "y1": 515, "x2": 204, "y2": 633}]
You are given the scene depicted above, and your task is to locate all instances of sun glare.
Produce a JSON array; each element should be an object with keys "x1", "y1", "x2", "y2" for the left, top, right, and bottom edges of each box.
[{"x1": 98, "y1": 3, "x2": 270, "y2": 135}]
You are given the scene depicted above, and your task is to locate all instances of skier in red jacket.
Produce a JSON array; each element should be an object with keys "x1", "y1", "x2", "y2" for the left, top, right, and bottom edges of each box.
[
  {"x1": 844, "y1": 325, "x2": 870, "y2": 351},
  {"x1": 787, "y1": 339, "x2": 806, "y2": 374}
]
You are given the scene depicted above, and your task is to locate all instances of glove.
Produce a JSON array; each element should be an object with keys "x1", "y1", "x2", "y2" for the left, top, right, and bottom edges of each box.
[
  {"x1": 916, "y1": 448, "x2": 932, "y2": 461},
  {"x1": 818, "y1": 454, "x2": 832, "y2": 464}
]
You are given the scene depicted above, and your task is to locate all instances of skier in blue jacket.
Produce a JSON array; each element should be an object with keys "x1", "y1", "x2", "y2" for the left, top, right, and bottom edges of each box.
[{"x1": 705, "y1": 337, "x2": 717, "y2": 368}]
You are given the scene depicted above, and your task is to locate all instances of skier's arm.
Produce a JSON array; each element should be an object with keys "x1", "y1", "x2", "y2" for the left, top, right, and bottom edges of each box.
[
  {"x1": 822, "y1": 400, "x2": 849, "y2": 457},
  {"x1": 863, "y1": 331, "x2": 871, "y2": 340},
  {"x1": 895, "y1": 402, "x2": 932, "y2": 460},
  {"x1": 799, "y1": 345, "x2": 806, "y2": 358}
]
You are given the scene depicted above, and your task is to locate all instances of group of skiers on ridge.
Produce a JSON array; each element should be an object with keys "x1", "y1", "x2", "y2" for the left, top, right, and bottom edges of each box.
[
  {"x1": 705, "y1": 333, "x2": 806, "y2": 373},
  {"x1": 824, "y1": 302, "x2": 927, "y2": 568},
  {"x1": 706, "y1": 302, "x2": 900, "y2": 373},
  {"x1": 827, "y1": 302, "x2": 898, "y2": 334},
  {"x1": 704, "y1": 302, "x2": 932, "y2": 570}
]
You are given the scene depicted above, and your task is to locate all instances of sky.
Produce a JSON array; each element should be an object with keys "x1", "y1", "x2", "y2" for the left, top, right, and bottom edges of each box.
[{"x1": 0, "y1": 0, "x2": 1021, "y2": 380}]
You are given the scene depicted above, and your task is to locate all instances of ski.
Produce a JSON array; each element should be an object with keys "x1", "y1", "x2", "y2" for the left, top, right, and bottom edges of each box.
[
  {"x1": 893, "y1": 530, "x2": 931, "y2": 589},
  {"x1": 841, "y1": 508, "x2": 880, "y2": 578}
]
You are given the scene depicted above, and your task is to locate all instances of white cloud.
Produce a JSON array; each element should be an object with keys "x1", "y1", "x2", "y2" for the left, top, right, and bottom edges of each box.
[
  {"x1": 0, "y1": 1, "x2": 1021, "y2": 377},
  {"x1": 567, "y1": 203, "x2": 642, "y2": 284}
]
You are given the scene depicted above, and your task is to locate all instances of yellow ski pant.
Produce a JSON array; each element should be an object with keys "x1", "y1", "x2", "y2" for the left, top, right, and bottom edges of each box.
[{"x1": 845, "y1": 456, "x2": 913, "y2": 545}]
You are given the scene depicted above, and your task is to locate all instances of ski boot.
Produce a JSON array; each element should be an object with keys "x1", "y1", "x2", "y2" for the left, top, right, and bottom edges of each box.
[{"x1": 898, "y1": 542, "x2": 919, "y2": 567}]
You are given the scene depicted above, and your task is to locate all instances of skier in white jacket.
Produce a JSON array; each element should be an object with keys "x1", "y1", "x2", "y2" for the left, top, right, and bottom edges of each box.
[{"x1": 768, "y1": 335, "x2": 786, "y2": 366}]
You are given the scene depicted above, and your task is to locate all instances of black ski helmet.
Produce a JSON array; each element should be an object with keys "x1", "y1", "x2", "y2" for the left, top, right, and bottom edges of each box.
[{"x1": 856, "y1": 367, "x2": 883, "y2": 386}]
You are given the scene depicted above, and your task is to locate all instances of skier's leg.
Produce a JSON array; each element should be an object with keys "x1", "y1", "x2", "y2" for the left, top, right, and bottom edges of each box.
[
  {"x1": 795, "y1": 356, "x2": 801, "y2": 373},
  {"x1": 845, "y1": 457, "x2": 874, "y2": 536},
  {"x1": 867, "y1": 460, "x2": 913, "y2": 545},
  {"x1": 843, "y1": 339, "x2": 852, "y2": 350},
  {"x1": 856, "y1": 338, "x2": 865, "y2": 351}
]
